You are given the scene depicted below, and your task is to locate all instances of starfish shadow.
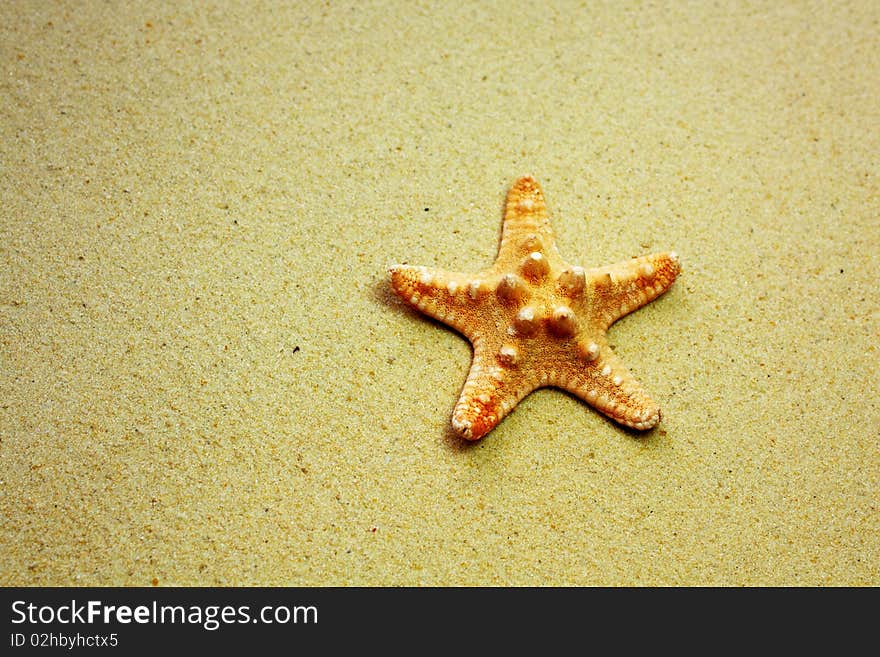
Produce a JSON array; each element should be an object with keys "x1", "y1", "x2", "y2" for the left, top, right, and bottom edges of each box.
[
  {"x1": 441, "y1": 424, "x2": 482, "y2": 453},
  {"x1": 615, "y1": 420, "x2": 662, "y2": 442},
  {"x1": 371, "y1": 273, "x2": 402, "y2": 309}
]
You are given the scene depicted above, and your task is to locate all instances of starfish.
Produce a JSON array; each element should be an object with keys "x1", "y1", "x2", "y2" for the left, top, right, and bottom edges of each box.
[{"x1": 389, "y1": 176, "x2": 681, "y2": 441}]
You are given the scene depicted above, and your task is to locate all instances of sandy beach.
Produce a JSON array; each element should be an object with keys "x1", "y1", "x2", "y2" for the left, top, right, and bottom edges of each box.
[{"x1": 1, "y1": 0, "x2": 877, "y2": 585}]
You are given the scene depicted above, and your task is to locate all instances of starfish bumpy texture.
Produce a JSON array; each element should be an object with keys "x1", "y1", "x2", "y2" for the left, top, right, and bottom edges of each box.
[{"x1": 389, "y1": 176, "x2": 681, "y2": 441}]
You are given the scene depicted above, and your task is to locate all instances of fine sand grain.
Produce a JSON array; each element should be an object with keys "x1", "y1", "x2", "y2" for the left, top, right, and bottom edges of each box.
[{"x1": 1, "y1": 1, "x2": 877, "y2": 585}]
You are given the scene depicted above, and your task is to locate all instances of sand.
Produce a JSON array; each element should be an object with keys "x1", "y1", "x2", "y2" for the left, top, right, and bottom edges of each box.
[{"x1": 1, "y1": 0, "x2": 877, "y2": 586}]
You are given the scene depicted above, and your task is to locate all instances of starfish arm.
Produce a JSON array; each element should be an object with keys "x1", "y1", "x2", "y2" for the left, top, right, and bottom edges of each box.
[
  {"x1": 451, "y1": 342, "x2": 539, "y2": 441},
  {"x1": 586, "y1": 252, "x2": 681, "y2": 328},
  {"x1": 554, "y1": 344, "x2": 662, "y2": 430},
  {"x1": 496, "y1": 176, "x2": 560, "y2": 264},
  {"x1": 388, "y1": 264, "x2": 487, "y2": 337}
]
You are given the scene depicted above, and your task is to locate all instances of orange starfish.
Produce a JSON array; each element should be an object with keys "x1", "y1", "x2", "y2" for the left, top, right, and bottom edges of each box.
[{"x1": 389, "y1": 176, "x2": 681, "y2": 441}]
